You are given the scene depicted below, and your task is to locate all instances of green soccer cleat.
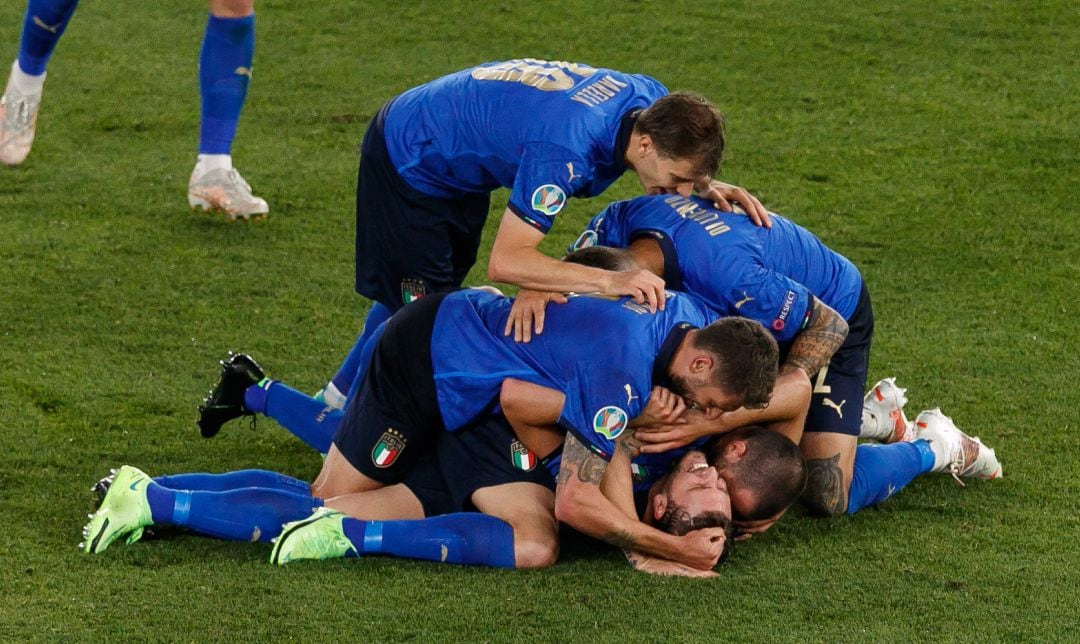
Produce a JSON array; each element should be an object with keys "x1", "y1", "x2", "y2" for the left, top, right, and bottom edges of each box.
[
  {"x1": 270, "y1": 507, "x2": 357, "y2": 565},
  {"x1": 81, "y1": 465, "x2": 153, "y2": 554}
]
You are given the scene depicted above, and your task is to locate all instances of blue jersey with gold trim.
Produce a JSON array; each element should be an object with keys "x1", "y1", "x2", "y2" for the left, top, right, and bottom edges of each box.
[
  {"x1": 429, "y1": 289, "x2": 708, "y2": 462},
  {"x1": 575, "y1": 195, "x2": 863, "y2": 343},
  {"x1": 382, "y1": 59, "x2": 668, "y2": 234}
]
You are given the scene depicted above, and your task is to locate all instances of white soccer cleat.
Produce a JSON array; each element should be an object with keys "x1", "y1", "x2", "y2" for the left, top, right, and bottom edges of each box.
[
  {"x1": 914, "y1": 408, "x2": 1002, "y2": 485},
  {"x1": 861, "y1": 377, "x2": 915, "y2": 443},
  {"x1": 0, "y1": 69, "x2": 42, "y2": 166},
  {"x1": 188, "y1": 166, "x2": 269, "y2": 221}
]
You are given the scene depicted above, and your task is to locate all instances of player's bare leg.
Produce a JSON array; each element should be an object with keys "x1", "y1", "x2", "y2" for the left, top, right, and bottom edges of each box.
[
  {"x1": 310, "y1": 444, "x2": 387, "y2": 498},
  {"x1": 471, "y1": 482, "x2": 558, "y2": 569}
]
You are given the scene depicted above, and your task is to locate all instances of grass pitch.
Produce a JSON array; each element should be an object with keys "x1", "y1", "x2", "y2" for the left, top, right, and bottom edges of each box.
[{"x1": 0, "y1": 0, "x2": 1077, "y2": 640}]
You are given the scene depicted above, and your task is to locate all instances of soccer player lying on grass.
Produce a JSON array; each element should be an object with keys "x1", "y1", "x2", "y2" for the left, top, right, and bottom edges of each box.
[
  {"x1": 319, "y1": 57, "x2": 771, "y2": 409},
  {"x1": 86, "y1": 283, "x2": 782, "y2": 571},
  {"x1": 534, "y1": 195, "x2": 1002, "y2": 536},
  {"x1": 82, "y1": 411, "x2": 802, "y2": 575}
]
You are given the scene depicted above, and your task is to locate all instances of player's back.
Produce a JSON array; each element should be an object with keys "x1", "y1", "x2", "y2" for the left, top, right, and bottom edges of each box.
[
  {"x1": 429, "y1": 289, "x2": 709, "y2": 434},
  {"x1": 382, "y1": 59, "x2": 667, "y2": 199},
  {"x1": 587, "y1": 195, "x2": 863, "y2": 319}
]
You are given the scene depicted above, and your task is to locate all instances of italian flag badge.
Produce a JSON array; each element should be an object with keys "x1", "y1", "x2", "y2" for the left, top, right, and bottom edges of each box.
[
  {"x1": 511, "y1": 440, "x2": 537, "y2": 471},
  {"x1": 372, "y1": 429, "x2": 406, "y2": 468}
]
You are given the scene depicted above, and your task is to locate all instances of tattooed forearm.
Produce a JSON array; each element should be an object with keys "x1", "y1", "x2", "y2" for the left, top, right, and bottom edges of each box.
[
  {"x1": 561, "y1": 433, "x2": 608, "y2": 485},
  {"x1": 616, "y1": 434, "x2": 643, "y2": 459},
  {"x1": 603, "y1": 530, "x2": 639, "y2": 550},
  {"x1": 784, "y1": 297, "x2": 849, "y2": 378},
  {"x1": 803, "y1": 453, "x2": 847, "y2": 517}
]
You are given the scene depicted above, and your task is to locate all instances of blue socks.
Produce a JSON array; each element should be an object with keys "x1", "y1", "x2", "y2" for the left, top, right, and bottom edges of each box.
[
  {"x1": 154, "y1": 469, "x2": 309, "y2": 495},
  {"x1": 340, "y1": 513, "x2": 516, "y2": 569},
  {"x1": 244, "y1": 381, "x2": 342, "y2": 455},
  {"x1": 846, "y1": 439, "x2": 936, "y2": 514},
  {"x1": 18, "y1": 0, "x2": 80, "y2": 75},
  {"x1": 198, "y1": 13, "x2": 254, "y2": 154},
  {"x1": 146, "y1": 475, "x2": 321, "y2": 543},
  {"x1": 331, "y1": 302, "x2": 393, "y2": 396}
]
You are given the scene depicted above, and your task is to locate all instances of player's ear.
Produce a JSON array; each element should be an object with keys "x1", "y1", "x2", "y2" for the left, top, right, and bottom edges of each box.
[
  {"x1": 652, "y1": 492, "x2": 668, "y2": 521},
  {"x1": 689, "y1": 354, "x2": 713, "y2": 375},
  {"x1": 723, "y1": 440, "x2": 748, "y2": 462}
]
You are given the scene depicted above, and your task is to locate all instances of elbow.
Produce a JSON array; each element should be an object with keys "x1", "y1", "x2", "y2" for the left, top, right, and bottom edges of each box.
[
  {"x1": 487, "y1": 251, "x2": 513, "y2": 283},
  {"x1": 553, "y1": 489, "x2": 589, "y2": 529}
]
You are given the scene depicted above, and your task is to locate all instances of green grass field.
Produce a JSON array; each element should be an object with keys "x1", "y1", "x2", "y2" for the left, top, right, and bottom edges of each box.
[{"x1": 1, "y1": 0, "x2": 1077, "y2": 640}]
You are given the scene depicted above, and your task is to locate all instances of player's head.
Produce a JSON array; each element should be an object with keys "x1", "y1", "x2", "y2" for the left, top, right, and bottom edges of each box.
[
  {"x1": 563, "y1": 246, "x2": 641, "y2": 272},
  {"x1": 667, "y1": 317, "x2": 778, "y2": 417},
  {"x1": 629, "y1": 92, "x2": 725, "y2": 197},
  {"x1": 652, "y1": 449, "x2": 735, "y2": 562},
  {"x1": 706, "y1": 425, "x2": 807, "y2": 521}
]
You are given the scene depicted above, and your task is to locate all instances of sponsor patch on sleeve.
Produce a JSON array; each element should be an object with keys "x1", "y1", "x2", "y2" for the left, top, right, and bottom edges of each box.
[{"x1": 531, "y1": 184, "x2": 567, "y2": 216}]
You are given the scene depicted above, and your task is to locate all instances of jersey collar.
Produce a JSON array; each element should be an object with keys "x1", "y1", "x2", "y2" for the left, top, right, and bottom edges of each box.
[
  {"x1": 652, "y1": 321, "x2": 697, "y2": 388},
  {"x1": 613, "y1": 109, "x2": 640, "y2": 169}
]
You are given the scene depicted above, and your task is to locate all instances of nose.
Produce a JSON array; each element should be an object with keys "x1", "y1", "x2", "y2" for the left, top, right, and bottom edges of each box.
[
  {"x1": 703, "y1": 465, "x2": 719, "y2": 485},
  {"x1": 675, "y1": 183, "x2": 694, "y2": 197}
]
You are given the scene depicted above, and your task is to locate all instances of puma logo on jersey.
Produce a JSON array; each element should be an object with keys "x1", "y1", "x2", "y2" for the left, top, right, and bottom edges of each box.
[
  {"x1": 822, "y1": 398, "x2": 846, "y2": 418},
  {"x1": 734, "y1": 291, "x2": 754, "y2": 310},
  {"x1": 566, "y1": 162, "x2": 581, "y2": 183},
  {"x1": 234, "y1": 66, "x2": 253, "y2": 77},
  {"x1": 624, "y1": 384, "x2": 638, "y2": 405}
]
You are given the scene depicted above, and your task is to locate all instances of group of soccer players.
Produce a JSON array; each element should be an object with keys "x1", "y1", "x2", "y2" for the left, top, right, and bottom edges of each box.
[{"x1": 78, "y1": 57, "x2": 1003, "y2": 575}]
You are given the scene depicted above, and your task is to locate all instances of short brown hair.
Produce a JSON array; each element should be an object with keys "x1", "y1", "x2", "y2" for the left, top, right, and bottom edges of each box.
[
  {"x1": 635, "y1": 92, "x2": 725, "y2": 177},
  {"x1": 694, "y1": 317, "x2": 778, "y2": 410},
  {"x1": 705, "y1": 426, "x2": 807, "y2": 521}
]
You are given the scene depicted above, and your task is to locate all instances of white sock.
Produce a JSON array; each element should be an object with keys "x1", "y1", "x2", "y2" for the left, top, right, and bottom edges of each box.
[
  {"x1": 9, "y1": 60, "x2": 46, "y2": 95},
  {"x1": 194, "y1": 154, "x2": 232, "y2": 175},
  {"x1": 321, "y1": 382, "x2": 347, "y2": 410}
]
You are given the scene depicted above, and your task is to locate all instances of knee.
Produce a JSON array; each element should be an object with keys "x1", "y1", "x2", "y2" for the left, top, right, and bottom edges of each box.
[{"x1": 513, "y1": 537, "x2": 559, "y2": 569}]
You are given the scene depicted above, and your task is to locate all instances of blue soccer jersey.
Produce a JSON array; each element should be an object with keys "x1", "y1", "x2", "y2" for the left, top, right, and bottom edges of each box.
[
  {"x1": 382, "y1": 59, "x2": 668, "y2": 234},
  {"x1": 572, "y1": 195, "x2": 863, "y2": 343},
  {"x1": 429, "y1": 289, "x2": 709, "y2": 463}
]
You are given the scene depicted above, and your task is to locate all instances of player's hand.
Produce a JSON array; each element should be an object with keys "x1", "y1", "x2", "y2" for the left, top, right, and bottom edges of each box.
[
  {"x1": 504, "y1": 289, "x2": 568, "y2": 343},
  {"x1": 733, "y1": 507, "x2": 787, "y2": 542},
  {"x1": 675, "y1": 527, "x2": 728, "y2": 570},
  {"x1": 635, "y1": 408, "x2": 726, "y2": 453},
  {"x1": 629, "y1": 386, "x2": 687, "y2": 428},
  {"x1": 604, "y1": 269, "x2": 666, "y2": 312},
  {"x1": 696, "y1": 179, "x2": 771, "y2": 228},
  {"x1": 623, "y1": 550, "x2": 719, "y2": 578}
]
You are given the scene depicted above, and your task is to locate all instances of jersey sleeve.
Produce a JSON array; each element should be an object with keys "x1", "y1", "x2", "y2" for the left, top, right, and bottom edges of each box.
[
  {"x1": 507, "y1": 142, "x2": 591, "y2": 234},
  {"x1": 725, "y1": 264, "x2": 815, "y2": 343},
  {"x1": 567, "y1": 201, "x2": 628, "y2": 254},
  {"x1": 557, "y1": 367, "x2": 646, "y2": 460}
]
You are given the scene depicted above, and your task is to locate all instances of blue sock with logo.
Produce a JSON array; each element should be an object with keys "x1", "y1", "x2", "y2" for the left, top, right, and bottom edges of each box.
[
  {"x1": 252, "y1": 381, "x2": 342, "y2": 455},
  {"x1": 339, "y1": 513, "x2": 516, "y2": 568},
  {"x1": 846, "y1": 440, "x2": 936, "y2": 514},
  {"x1": 154, "y1": 470, "x2": 309, "y2": 494},
  {"x1": 330, "y1": 302, "x2": 393, "y2": 396},
  {"x1": 199, "y1": 13, "x2": 254, "y2": 155},
  {"x1": 17, "y1": 0, "x2": 80, "y2": 75},
  {"x1": 147, "y1": 479, "x2": 321, "y2": 542}
]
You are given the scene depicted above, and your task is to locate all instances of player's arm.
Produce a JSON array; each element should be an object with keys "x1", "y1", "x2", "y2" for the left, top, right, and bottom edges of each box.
[
  {"x1": 501, "y1": 378, "x2": 567, "y2": 458},
  {"x1": 555, "y1": 432, "x2": 725, "y2": 571},
  {"x1": 489, "y1": 212, "x2": 665, "y2": 308}
]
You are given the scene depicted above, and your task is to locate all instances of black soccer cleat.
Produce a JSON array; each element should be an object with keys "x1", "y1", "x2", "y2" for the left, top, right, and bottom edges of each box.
[{"x1": 197, "y1": 351, "x2": 266, "y2": 438}]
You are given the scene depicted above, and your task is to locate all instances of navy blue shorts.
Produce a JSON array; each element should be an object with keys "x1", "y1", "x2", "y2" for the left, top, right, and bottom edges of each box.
[
  {"x1": 354, "y1": 102, "x2": 492, "y2": 312},
  {"x1": 332, "y1": 292, "x2": 447, "y2": 483},
  {"x1": 437, "y1": 415, "x2": 556, "y2": 512},
  {"x1": 803, "y1": 282, "x2": 874, "y2": 436}
]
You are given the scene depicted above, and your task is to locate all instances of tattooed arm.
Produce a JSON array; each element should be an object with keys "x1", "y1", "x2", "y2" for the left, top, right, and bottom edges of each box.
[
  {"x1": 783, "y1": 296, "x2": 848, "y2": 380},
  {"x1": 555, "y1": 433, "x2": 725, "y2": 570}
]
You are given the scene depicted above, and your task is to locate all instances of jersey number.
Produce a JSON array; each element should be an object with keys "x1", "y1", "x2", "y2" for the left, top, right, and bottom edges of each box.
[{"x1": 471, "y1": 58, "x2": 596, "y2": 91}]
